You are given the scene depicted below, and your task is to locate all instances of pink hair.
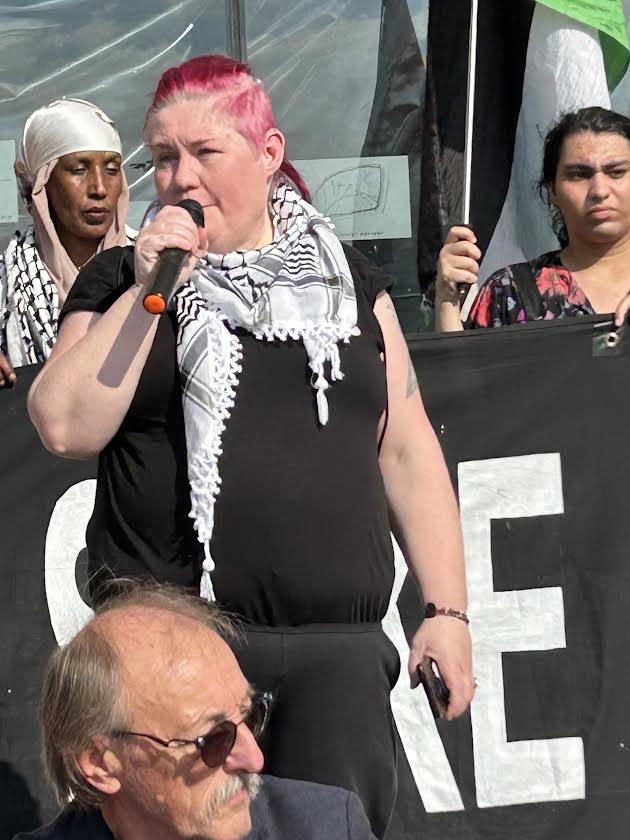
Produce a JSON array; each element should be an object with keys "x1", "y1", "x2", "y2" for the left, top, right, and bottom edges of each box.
[{"x1": 146, "y1": 54, "x2": 310, "y2": 201}]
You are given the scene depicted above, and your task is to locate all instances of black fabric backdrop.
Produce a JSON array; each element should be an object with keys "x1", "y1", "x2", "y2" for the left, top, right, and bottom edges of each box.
[
  {"x1": 0, "y1": 365, "x2": 96, "y2": 838},
  {"x1": 3, "y1": 317, "x2": 630, "y2": 837}
]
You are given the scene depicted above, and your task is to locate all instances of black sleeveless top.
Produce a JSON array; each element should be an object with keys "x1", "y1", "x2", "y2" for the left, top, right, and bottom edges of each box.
[{"x1": 61, "y1": 245, "x2": 395, "y2": 625}]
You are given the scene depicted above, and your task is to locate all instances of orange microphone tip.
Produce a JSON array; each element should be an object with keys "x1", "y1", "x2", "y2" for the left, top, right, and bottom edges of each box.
[{"x1": 143, "y1": 293, "x2": 167, "y2": 315}]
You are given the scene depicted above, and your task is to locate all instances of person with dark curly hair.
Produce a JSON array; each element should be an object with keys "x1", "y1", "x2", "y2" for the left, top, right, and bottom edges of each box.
[{"x1": 435, "y1": 106, "x2": 630, "y2": 331}]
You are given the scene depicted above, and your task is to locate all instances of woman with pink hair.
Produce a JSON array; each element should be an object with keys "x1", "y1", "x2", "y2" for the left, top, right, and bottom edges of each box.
[{"x1": 29, "y1": 55, "x2": 473, "y2": 837}]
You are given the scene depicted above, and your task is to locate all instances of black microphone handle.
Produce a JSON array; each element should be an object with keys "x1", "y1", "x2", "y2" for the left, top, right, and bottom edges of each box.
[
  {"x1": 142, "y1": 198, "x2": 205, "y2": 314},
  {"x1": 143, "y1": 248, "x2": 190, "y2": 314}
]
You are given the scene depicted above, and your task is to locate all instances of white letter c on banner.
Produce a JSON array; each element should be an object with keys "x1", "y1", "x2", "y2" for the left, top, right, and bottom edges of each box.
[{"x1": 45, "y1": 480, "x2": 96, "y2": 646}]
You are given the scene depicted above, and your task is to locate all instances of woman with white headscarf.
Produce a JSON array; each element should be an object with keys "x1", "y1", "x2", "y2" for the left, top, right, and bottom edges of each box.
[{"x1": 0, "y1": 97, "x2": 130, "y2": 385}]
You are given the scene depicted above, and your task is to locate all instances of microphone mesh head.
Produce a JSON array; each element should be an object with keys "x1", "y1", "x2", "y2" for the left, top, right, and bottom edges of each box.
[{"x1": 177, "y1": 198, "x2": 205, "y2": 228}]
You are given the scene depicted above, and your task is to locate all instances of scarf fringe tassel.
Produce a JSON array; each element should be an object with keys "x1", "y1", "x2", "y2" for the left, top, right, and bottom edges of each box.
[{"x1": 187, "y1": 329, "x2": 243, "y2": 602}]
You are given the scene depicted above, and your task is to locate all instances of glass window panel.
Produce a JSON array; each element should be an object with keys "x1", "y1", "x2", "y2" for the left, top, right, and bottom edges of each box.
[
  {"x1": 245, "y1": 0, "x2": 430, "y2": 332},
  {"x1": 0, "y1": 1, "x2": 228, "y2": 242}
]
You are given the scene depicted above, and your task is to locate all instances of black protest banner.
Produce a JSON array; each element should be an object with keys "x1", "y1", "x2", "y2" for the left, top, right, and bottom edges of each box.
[
  {"x1": 387, "y1": 315, "x2": 630, "y2": 839},
  {"x1": 0, "y1": 365, "x2": 96, "y2": 838}
]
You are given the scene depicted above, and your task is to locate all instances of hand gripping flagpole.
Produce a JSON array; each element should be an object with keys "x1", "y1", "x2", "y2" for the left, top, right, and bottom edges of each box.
[{"x1": 462, "y1": 0, "x2": 478, "y2": 226}]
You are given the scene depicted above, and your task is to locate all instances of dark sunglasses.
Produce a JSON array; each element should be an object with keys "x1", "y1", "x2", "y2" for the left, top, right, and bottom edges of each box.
[{"x1": 114, "y1": 690, "x2": 272, "y2": 769}]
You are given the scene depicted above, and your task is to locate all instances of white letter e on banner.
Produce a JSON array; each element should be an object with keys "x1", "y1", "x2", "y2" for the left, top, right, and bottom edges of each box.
[{"x1": 460, "y1": 453, "x2": 584, "y2": 808}]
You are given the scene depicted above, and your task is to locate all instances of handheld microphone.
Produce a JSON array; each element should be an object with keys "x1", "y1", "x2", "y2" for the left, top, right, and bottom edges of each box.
[{"x1": 142, "y1": 198, "x2": 205, "y2": 315}]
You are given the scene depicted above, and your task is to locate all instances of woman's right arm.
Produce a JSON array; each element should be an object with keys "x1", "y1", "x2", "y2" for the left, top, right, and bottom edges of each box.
[
  {"x1": 28, "y1": 289, "x2": 159, "y2": 458},
  {"x1": 434, "y1": 225, "x2": 481, "y2": 332},
  {"x1": 28, "y1": 205, "x2": 207, "y2": 459}
]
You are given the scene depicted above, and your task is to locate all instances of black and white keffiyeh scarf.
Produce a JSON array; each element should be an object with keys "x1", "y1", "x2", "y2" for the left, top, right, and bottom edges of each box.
[
  {"x1": 167, "y1": 181, "x2": 358, "y2": 598},
  {"x1": 0, "y1": 226, "x2": 58, "y2": 365}
]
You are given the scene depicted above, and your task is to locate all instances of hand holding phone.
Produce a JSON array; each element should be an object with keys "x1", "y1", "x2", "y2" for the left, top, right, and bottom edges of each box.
[{"x1": 416, "y1": 656, "x2": 450, "y2": 719}]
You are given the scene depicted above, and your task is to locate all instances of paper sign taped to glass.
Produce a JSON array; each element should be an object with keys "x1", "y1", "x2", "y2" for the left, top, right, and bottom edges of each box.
[{"x1": 294, "y1": 155, "x2": 412, "y2": 241}]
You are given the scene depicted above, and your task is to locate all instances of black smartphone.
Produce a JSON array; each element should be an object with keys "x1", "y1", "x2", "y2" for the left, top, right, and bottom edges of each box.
[{"x1": 416, "y1": 656, "x2": 450, "y2": 719}]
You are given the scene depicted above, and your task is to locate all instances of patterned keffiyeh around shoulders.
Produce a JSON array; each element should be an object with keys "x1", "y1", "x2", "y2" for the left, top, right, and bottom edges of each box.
[
  {"x1": 0, "y1": 224, "x2": 137, "y2": 366},
  {"x1": 158, "y1": 180, "x2": 359, "y2": 598},
  {"x1": 0, "y1": 225, "x2": 58, "y2": 366}
]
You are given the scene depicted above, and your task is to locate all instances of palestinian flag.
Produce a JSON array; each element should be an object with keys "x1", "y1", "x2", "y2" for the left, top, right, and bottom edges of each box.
[
  {"x1": 416, "y1": 0, "x2": 630, "y2": 317},
  {"x1": 539, "y1": 0, "x2": 629, "y2": 88}
]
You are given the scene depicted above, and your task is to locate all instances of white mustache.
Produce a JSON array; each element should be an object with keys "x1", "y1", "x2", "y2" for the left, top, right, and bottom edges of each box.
[{"x1": 207, "y1": 772, "x2": 262, "y2": 818}]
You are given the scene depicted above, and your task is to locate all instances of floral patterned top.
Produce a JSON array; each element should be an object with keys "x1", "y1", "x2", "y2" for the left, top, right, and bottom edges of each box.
[{"x1": 466, "y1": 250, "x2": 595, "y2": 328}]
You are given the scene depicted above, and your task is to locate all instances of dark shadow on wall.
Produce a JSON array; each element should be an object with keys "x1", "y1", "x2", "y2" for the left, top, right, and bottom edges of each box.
[{"x1": 0, "y1": 761, "x2": 42, "y2": 839}]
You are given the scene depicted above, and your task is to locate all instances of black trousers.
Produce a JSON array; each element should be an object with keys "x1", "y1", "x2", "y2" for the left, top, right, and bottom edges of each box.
[{"x1": 232, "y1": 623, "x2": 400, "y2": 839}]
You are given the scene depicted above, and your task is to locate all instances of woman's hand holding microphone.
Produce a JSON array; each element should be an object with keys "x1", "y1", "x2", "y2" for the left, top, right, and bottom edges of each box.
[{"x1": 134, "y1": 203, "x2": 208, "y2": 301}]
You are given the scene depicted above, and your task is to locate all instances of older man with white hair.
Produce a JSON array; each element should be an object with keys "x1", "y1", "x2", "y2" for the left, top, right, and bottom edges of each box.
[{"x1": 14, "y1": 583, "x2": 376, "y2": 840}]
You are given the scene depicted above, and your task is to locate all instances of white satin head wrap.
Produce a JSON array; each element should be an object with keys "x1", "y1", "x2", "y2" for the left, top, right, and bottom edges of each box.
[
  {"x1": 15, "y1": 98, "x2": 123, "y2": 203},
  {"x1": 13, "y1": 98, "x2": 129, "y2": 301}
]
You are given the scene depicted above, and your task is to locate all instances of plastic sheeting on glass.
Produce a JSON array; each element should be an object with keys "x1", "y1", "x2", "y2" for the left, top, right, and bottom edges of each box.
[
  {"x1": 247, "y1": 0, "x2": 430, "y2": 331},
  {"x1": 0, "y1": 0, "x2": 227, "y2": 238},
  {"x1": 0, "y1": 1, "x2": 430, "y2": 331}
]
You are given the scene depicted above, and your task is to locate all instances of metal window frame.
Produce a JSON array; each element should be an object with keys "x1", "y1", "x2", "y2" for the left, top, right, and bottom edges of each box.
[{"x1": 225, "y1": 0, "x2": 247, "y2": 62}]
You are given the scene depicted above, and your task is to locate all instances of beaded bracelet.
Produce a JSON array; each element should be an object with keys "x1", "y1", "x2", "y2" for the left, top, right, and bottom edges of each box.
[{"x1": 424, "y1": 602, "x2": 469, "y2": 625}]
